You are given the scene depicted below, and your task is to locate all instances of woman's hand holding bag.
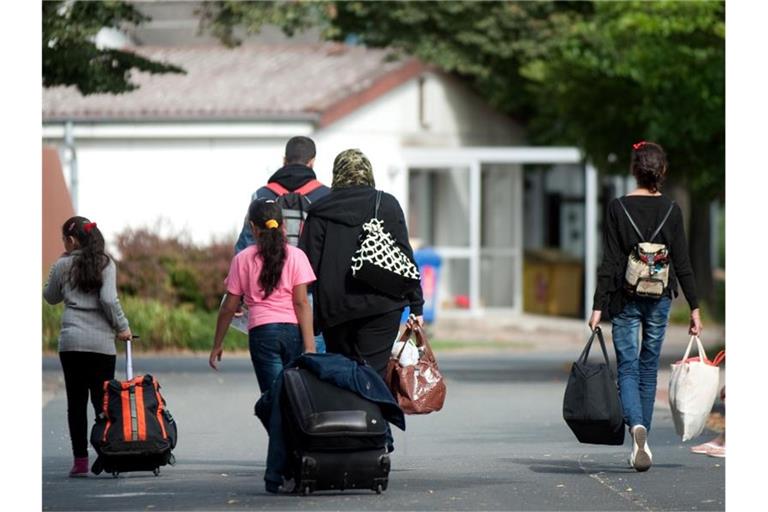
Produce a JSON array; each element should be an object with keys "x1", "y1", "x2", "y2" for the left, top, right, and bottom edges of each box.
[{"x1": 385, "y1": 324, "x2": 446, "y2": 415}]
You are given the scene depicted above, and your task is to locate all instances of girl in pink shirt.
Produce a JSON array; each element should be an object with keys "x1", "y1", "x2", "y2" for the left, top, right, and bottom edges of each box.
[{"x1": 209, "y1": 200, "x2": 316, "y2": 393}]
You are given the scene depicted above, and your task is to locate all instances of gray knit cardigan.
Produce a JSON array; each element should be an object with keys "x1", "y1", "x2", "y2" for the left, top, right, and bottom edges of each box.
[{"x1": 43, "y1": 251, "x2": 130, "y2": 355}]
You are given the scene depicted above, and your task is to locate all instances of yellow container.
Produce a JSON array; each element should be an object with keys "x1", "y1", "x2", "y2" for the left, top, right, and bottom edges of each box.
[{"x1": 523, "y1": 250, "x2": 583, "y2": 317}]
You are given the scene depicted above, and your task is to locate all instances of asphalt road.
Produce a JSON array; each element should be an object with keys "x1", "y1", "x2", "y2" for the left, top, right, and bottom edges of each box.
[{"x1": 42, "y1": 354, "x2": 725, "y2": 511}]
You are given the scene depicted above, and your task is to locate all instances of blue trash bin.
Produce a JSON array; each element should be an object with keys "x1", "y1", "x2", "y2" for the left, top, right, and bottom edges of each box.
[{"x1": 401, "y1": 248, "x2": 442, "y2": 324}]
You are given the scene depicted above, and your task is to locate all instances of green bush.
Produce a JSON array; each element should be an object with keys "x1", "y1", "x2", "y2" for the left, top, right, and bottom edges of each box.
[
  {"x1": 42, "y1": 301, "x2": 63, "y2": 351},
  {"x1": 669, "y1": 277, "x2": 725, "y2": 326},
  {"x1": 114, "y1": 228, "x2": 234, "y2": 312},
  {"x1": 42, "y1": 297, "x2": 248, "y2": 352}
]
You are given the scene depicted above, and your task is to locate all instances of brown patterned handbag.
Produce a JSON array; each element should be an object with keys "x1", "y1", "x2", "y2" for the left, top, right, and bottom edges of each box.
[{"x1": 385, "y1": 325, "x2": 446, "y2": 415}]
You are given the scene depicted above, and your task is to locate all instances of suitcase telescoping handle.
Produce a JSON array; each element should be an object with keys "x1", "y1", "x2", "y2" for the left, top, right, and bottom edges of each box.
[{"x1": 125, "y1": 335, "x2": 139, "y2": 380}]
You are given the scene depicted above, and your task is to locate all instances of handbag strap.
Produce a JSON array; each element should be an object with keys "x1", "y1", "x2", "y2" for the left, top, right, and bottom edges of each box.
[
  {"x1": 711, "y1": 350, "x2": 726, "y2": 366},
  {"x1": 397, "y1": 325, "x2": 437, "y2": 363},
  {"x1": 579, "y1": 326, "x2": 610, "y2": 366},
  {"x1": 374, "y1": 190, "x2": 383, "y2": 219},
  {"x1": 681, "y1": 335, "x2": 708, "y2": 362}
]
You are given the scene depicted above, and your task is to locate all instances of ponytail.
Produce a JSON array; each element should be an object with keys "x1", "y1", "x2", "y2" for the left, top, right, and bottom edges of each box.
[
  {"x1": 62, "y1": 216, "x2": 110, "y2": 293},
  {"x1": 248, "y1": 200, "x2": 287, "y2": 299}
]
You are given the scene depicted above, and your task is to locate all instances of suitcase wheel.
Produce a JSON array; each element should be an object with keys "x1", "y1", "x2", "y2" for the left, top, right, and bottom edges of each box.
[
  {"x1": 376, "y1": 483, "x2": 383, "y2": 495},
  {"x1": 153, "y1": 467, "x2": 160, "y2": 477},
  {"x1": 302, "y1": 485, "x2": 311, "y2": 496}
]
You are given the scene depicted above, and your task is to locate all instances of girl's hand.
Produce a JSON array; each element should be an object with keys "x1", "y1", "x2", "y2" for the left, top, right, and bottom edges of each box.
[
  {"x1": 689, "y1": 308, "x2": 703, "y2": 336},
  {"x1": 209, "y1": 346, "x2": 223, "y2": 371},
  {"x1": 406, "y1": 315, "x2": 424, "y2": 330},
  {"x1": 117, "y1": 328, "x2": 132, "y2": 341},
  {"x1": 588, "y1": 310, "x2": 602, "y2": 331}
]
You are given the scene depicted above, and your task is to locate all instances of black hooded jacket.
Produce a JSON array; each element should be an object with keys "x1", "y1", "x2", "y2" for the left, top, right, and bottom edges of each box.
[
  {"x1": 265, "y1": 163, "x2": 327, "y2": 194},
  {"x1": 299, "y1": 186, "x2": 424, "y2": 331}
]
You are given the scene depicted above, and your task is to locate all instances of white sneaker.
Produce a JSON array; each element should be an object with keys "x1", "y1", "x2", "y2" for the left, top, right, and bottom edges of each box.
[{"x1": 630, "y1": 425, "x2": 652, "y2": 472}]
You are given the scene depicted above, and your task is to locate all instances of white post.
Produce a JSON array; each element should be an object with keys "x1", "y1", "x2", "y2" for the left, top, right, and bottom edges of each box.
[
  {"x1": 584, "y1": 161, "x2": 598, "y2": 319},
  {"x1": 64, "y1": 121, "x2": 79, "y2": 213},
  {"x1": 469, "y1": 161, "x2": 482, "y2": 316},
  {"x1": 514, "y1": 165, "x2": 524, "y2": 315}
]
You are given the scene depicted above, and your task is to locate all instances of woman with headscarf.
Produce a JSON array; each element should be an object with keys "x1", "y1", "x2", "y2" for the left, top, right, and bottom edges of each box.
[{"x1": 299, "y1": 149, "x2": 424, "y2": 379}]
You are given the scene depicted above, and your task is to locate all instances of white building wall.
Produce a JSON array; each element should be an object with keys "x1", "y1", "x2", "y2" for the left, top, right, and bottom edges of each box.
[
  {"x1": 43, "y1": 71, "x2": 524, "y2": 252},
  {"x1": 46, "y1": 137, "x2": 292, "y2": 250}
]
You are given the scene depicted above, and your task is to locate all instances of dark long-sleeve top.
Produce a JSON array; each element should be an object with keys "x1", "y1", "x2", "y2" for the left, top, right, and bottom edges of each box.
[
  {"x1": 592, "y1": 195, "x2": 698, "y2": 316},
  {"x1": 299, "y1": 185, "x2": 424, "y2": 331}
]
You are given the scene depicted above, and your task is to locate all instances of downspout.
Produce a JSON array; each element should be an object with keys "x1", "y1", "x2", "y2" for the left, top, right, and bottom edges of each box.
[
  {"x1": 63, "y1": 121, "x2": 78, "y2": 213},
  {"x1": 584, "y1": 161, "x2": 598, "y2": 319}
]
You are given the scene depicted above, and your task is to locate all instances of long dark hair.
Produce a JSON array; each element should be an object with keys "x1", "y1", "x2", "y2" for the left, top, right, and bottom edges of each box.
[
  {"x1": 62, "y1": 216, "x2": 110, "y2": 293},
  {"x1": 630, "y1": 141, "x2": 668, "y2": 193},
  {"x1": 248, "y1": 200, "x2": 287, "y2": 299}
]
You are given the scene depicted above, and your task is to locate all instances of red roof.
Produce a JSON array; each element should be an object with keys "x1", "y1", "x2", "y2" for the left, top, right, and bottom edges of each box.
[{"x1": 42, "y1": 43, "x2": 426, "y2": 126}]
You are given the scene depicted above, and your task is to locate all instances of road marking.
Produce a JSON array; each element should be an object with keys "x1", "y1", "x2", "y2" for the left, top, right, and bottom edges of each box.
[
  {"x1": 88, "y1": 492, "x2": 175, "y2": 498},
  {"x1": 577, "y1": 454, "x2": 654, "y2": 512}
]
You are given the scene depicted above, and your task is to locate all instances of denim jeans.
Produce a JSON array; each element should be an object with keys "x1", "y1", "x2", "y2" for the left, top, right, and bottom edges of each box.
[
  {"x1": 611, "y1": 295, "x2": 672, "y2": 432},
  {"x1": 249, "y1": 323, "x2": 304, "y2": 394}
]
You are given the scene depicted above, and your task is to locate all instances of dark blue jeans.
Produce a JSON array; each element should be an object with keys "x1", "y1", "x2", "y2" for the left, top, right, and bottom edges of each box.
[
  {"x1": 249, "y1": 323, "x2": 304, "y2": 394},
  {"x1": 611, "y1": 295, "x2": 672, "y2": 431}
]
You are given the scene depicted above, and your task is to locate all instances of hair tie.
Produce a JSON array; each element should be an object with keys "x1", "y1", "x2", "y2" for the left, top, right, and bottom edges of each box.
[
  {"x1": 83, "y1": 222, "x2": 97, "y2": 233},
  {"x1": 632, "y1": 141, "x2": 648, "y2": 150},
  {"x1": 264, "y1": 219, "x2": 279, "y2": 229}
]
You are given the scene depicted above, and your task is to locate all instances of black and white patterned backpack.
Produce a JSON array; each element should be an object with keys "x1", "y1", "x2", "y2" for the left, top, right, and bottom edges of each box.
[{"x1": 350, "y1": 191, "x2": 420, "y2": 298}]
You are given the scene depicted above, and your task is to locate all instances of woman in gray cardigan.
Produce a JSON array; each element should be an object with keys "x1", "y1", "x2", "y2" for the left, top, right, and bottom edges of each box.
[{"x1": 44, "y1": 216, "x2": 132, "y2": 477}]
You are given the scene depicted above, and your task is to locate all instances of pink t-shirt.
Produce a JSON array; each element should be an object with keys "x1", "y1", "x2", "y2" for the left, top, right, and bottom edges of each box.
[{"x1": 225, "y1": 244, "x2": 316, "y2": 330}]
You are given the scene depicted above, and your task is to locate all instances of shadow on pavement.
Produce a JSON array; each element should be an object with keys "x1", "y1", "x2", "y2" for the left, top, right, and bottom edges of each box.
[{"x1": 500, "y1": 457, "x2": 683, "y2": 475}]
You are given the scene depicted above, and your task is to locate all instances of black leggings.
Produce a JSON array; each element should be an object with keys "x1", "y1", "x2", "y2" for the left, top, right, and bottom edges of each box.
[
  {"x1": 323, "y1": 309, "x2": 403, "y2": 379},
  {"x1": 59, "y1": 351, "x2": 116, "y2": 458}
]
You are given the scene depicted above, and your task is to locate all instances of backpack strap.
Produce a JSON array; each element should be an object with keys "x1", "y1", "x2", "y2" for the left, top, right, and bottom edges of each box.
[
  {"x1": 294, "y1": 179, "x2": 323, "y2": 196},
  {"x1": 618, "y1": 198, "x2": 676, "y2": 243},
  {"x1": 265, "y1": 182, "x2": 290, "y2": 196},
  {"x1": 649, "y1": 202, "x2": 675, "y2": 242},
  {"x1": 617, "y1": 199, "x2": 645, "y2": 241}
]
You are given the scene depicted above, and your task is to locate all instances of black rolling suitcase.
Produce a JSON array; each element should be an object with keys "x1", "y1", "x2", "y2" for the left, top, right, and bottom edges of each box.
[
  {"x1": 281, "y1": 367, "x2": 391, "y2": 495},
  {"x1": 90, "y1": 337, "x2": 178, "y2": 477}
]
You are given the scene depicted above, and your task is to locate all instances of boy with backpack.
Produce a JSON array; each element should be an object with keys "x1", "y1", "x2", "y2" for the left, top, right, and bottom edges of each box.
[
  {"x1": 235, "y1": 136, "x2": 330, "y2": 252},
  {"x1": 234, "y1": 136, "x2": 330, "y2": 351}
]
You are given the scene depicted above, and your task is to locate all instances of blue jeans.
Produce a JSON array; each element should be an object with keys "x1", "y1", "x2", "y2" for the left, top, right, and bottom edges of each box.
[
  {"x1": 611, "y1": 295, "x2": 672, "y2": 432},
  {"x1": 249, "y1": 323, "x2": 304, "y2": 394}
]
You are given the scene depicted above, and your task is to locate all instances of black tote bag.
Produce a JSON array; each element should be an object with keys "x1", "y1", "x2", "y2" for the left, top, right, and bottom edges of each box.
[{"x1": 562, "y1": 327, "x2": 625, "y2": 445}]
